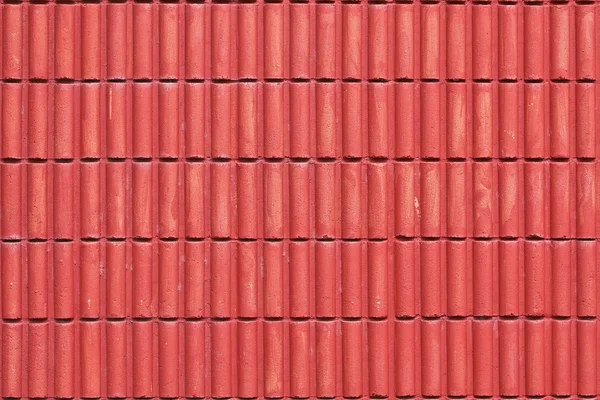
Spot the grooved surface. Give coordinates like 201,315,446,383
0,0,599,398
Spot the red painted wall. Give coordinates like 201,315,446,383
0,0,598,398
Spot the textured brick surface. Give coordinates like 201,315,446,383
0,0,599,398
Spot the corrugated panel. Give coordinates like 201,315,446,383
0,0,598,398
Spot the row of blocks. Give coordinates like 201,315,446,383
1,81,600,160
0,161,598,239
1,239,600,319
0,3,598,81
0,318,599,398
